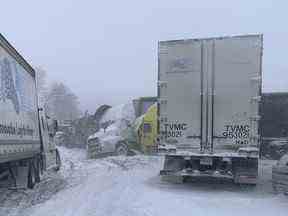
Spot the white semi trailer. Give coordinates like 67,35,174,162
0,34,60,189
158,35,263,184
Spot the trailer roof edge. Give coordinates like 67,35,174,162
0,33,36,77
159,34,263,45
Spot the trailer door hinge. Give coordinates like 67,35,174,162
159,117,168,123
158,99,167,104
157,81,167,87
250,96,261,103
250,135,260,140
250,116,261,121
250,76,261,82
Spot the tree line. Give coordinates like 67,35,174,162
35,67,81,122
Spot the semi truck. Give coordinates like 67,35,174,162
158,35,263,184
0,33,60,189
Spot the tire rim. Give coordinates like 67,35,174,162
117,145,127,156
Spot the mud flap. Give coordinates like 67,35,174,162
162,155,185,171
234,173,258,185
160,155,185,183
233,157,258,185
12,166,29,188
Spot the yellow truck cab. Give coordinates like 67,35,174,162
138,104,157,153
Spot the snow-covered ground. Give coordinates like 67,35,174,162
1,147,287,216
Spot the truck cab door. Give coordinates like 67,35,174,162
39,111,58,170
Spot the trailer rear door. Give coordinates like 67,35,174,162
212,36,262,152
158,40,203,151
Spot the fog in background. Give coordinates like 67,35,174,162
1,0,287,112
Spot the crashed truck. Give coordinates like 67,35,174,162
136,103,158,154
159,35,263,184
87,102,137,158
0,34,60,189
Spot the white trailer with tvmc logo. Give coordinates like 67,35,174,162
158,34,263,184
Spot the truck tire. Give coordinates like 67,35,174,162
272,182,279,194
40,154,46,173
27,159,36,189
272,181,287,194
35,156,41,183
54,148,61,171
115,142,128,156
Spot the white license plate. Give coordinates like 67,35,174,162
200,157,213,165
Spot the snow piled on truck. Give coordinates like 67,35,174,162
100,102,135,125
88,102,135,141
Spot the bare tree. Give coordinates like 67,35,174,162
45,82,81,122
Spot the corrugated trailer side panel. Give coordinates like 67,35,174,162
0,34,40,163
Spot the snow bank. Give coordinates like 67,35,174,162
22,151,288,216
2,146,287,216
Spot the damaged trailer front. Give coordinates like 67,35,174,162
158,35,263,184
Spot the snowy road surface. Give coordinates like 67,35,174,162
1,147,287,216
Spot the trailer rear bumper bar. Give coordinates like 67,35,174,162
160,154,258,184
160,169,234,179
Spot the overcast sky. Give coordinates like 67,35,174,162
1,0,287,112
